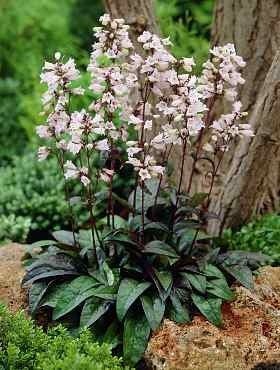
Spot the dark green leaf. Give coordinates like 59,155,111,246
203,264,225,280
154,270,172,291
183,272,206,294
144,241,178,258
27,240,57,249
144,222,169,233
102,261,115,286
141,293,165,330
23,270,79,286
116,279,151,321
129,179,164,212
87,285,118,300
26,253,78,273
207,278,234,300
103,321,121,349
52,230,76,246
169,291,190,323
80,296,111,328
222,264,254,290
191,293,222,326
29,281,50,315
123,311,150,366
78,229,98,249
51,276,99,320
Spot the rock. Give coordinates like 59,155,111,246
145,266,280,370
0,243,27,312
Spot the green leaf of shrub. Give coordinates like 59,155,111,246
116,279,151,321
29,281,50,315
203,264,225,279
141,293,165,330
154,270,172,291
206,278,234,300
123,311,150,366
183,272,206,294
222,264,254,290
191,293,222,326
80,297,111,328
87,285,118,300
169,292,190,323
52,230,76,246
103,321,121,350
51,276,99,320
144,241,178,258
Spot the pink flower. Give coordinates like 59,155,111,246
38,146,50,161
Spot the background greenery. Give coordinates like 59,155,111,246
223,214,280,266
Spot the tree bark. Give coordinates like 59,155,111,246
212,0,280,114
209,51,280,234
209,0,280,233
104,0,159,54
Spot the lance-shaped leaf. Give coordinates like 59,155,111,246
80,296,111,328
154,270,172,291
123,310,150,366
191,293,222,326
29,281,50,315
169,291,190,323
144,241,178,258
203,264,225,279
51,276,99,320
52,230,77,246
141,293,165,330
103,321,121,350
206,278,235,301
116,279,151,321
183,272,207,294
222,264,254,290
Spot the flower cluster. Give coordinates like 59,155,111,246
37,13,253,193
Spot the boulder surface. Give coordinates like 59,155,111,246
145,266,280,370
0,243,27,312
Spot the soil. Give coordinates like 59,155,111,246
0,243,27,312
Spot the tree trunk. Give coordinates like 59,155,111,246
209,0,280,233
104,0,159,54
212,0,280,114
209,51,280,234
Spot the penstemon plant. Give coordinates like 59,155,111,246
24,14,265,366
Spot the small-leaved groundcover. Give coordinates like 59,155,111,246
0,304,129,370
23,14,267,367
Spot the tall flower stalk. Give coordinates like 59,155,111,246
37,14,253,253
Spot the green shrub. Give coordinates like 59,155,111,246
0,304,128,370
157,0,214,66
224,214,280,265
0,214,31,243
0,0,81,142
0,153,87,243
0,78,28,164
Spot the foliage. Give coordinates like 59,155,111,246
157,0,214,66
0,304,128,370
70,0,104,54
0,78,28,164
223,214,280,265
0,214,31,244
24,14,264,367
0,0,81,141
0,152,87,243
